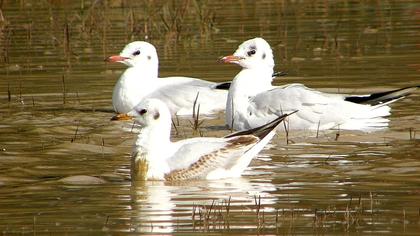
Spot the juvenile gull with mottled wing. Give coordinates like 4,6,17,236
113,98,295,181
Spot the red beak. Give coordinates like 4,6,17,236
105,55,129,63
110,113,133,121
219,55,244,64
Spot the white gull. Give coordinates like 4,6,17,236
106,41,227,116
113,98,295,181
221,37,418,131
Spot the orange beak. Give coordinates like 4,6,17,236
110,113,133,121
219,55,244,64
105,55,129,63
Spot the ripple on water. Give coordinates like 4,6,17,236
0,0,419,234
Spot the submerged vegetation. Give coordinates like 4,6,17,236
188,193,419,234
0,0,219,108
0,0,217,66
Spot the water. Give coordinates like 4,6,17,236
0,0,419,234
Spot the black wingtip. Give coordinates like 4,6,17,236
224,110,298,139
345,86,419,105
214,82,231,90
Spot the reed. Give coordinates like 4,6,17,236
316,120,320,138
187,192,414,234
104,215,109,226
161,1,190,42
335,126,340,141
62,75,66,104
63,22,70,66
230,99,235,132
254,195,265,232
7,83,11,102
101,3,107,60
18,81,23,104
189,92,204,135
223,196,231,230
192,0,215,41
101,137,105,157
190,198,236,232
171,118,179,135
71,121,79,143
344,202,351,231
409,128,416,140
0,16,11,64
26,21,32,47
282,117,290,144
0,3,4,23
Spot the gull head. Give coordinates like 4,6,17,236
105,41,159,67
221,37,274,69
126,99,171,127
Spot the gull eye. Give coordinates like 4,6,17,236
132,50,141,56
247,49,256,56
138,109,147,115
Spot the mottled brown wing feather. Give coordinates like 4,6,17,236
164,136,259,181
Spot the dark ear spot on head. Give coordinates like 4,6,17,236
262,53,266,59
153,111,160,120
147,55,152,60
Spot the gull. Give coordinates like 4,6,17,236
105,41,227,116
113,98,295,181
221,37,419,131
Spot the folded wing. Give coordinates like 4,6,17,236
165,136,259,181
146,77,227,116
248,84,390,130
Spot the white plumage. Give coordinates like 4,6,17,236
115,98,293,181
222,37,417,131
106,41,227,116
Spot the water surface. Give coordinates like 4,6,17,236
0,1,419,234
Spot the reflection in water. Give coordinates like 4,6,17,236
129,178,278,233
130,182,175,233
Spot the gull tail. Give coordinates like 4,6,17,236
345,86,419,105
225,110,298,139
213,81,231,90
225,110,298,176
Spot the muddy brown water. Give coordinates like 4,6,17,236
0,1,419,234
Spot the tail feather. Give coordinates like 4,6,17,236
213,82,231,90
227,111,297,177
224,111,298,139
345,86,419,105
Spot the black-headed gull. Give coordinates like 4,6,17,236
106,41,227,116
113,98,295,181
221,37,418,131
